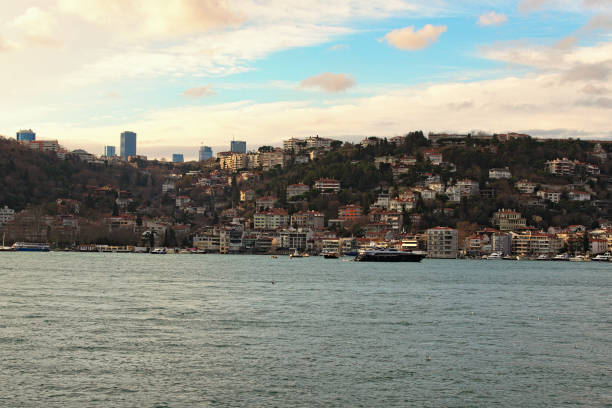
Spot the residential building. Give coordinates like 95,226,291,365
22,139,60,153
305,135,333,150
492,232,512,255
568,191,591,201
536,190,562,203
176,196,191,208
489,167,512,179
16,129,36,141
516,180,536,194
256,196,277,211
286,184,310,200
314,178,341,192
283,138,307,153
360,137,380,148
0,205,15,225
423,149,443,165
291,211,324,229
456,179,480,196
162,180,176,194
426,227,458,258
278,229,309,250
239,189,254,202
374,193,390,209
172,154,184,163
589,238,608,254
103,146,116,157
389,197,415,213
120,131,137,160
254,209,289,230
71,149,95,162
338,204,363,220
546,158,575,175
199,145,213,161
230,140,247,154
495,132,530,142
260,148,285,171
511,231,563,257
491,209,527,231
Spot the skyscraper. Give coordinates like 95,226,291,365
120,131,137,159
172,154,184,163
199,145,213,161
104,145,116,157
230,140,246,154
16,129,36,141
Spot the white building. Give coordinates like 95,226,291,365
253,209,289,230
314,178,341,192
489,167,512,179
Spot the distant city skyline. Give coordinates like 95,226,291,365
120,131,137,160
2,1,612,159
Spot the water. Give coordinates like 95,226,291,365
0,253,610,407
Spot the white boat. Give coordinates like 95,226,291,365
487,252,502,260
536,254,550,261
592,252,612,262
569,255,591,262
151,247,167,254
552,253,570,261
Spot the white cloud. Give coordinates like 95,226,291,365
381,24,447,50
58,0,242,38
478,11,508,26
300,72,355,92
10,7,60,47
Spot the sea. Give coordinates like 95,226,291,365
0,253,610,407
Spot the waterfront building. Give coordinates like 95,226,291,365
253,209,289,230
16,129,36,141
426,227,458,259
104,146,116,157
291,210,324,229
172,154,184,163
199,146,213,161
492,232,512,255
278,229,310,250
230,140,247,154
120,131,137,160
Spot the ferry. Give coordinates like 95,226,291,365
12,242,50,252
354,248,425,262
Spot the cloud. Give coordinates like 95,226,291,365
582,84,610,94
519,0,550,12
329,44,350,51
0,35,15,52
585,13,612,31
576,96,612,108
562,61,612,82
10,7,60,47
300,72,355,92
58,0,243,38
183,86,216,97
381,24,447,51
583,0,612,9
478,11,508,26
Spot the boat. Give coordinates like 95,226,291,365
0,233,14,251
487,252,502,260
536,254,550,261
552,253,570,261
151,247,167,254
289,248,303,259
502,255,518,260
570,255,591,262
12,242,50,252
354,248,425,262
592,252,612,262
343,251,358,257
323,252,339,259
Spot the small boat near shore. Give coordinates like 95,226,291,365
323,252,339,259
151,247,167,254
592,252,612,262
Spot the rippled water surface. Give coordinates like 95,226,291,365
0,253,610,407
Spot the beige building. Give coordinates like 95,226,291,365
426,227,458,258
491,209,527,231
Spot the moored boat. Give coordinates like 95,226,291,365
151,247,167,254
323,252,339,259
354,248,425,262
12,242,50,252
592,252,612,262
552,253,570,261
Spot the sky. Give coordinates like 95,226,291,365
1,0,612,160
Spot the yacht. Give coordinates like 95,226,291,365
569,255,591,262
151,247,167,254
487,252,502,260
592,252,612,262
354,248,425,262
536,254,550,261
552,253,570,261
323,251,339,259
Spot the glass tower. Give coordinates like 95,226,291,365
199,146,213,161
120,131,137,159
104,146,116,157
172,154,184,163
16,129,36,142
230,140,246,154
